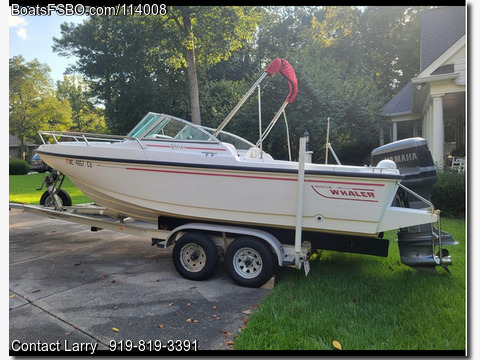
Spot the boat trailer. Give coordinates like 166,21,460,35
9,201,313,288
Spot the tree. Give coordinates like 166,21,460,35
56,75,107,133
356,6,424,97
54,15,189,134
53,7,261,128
309,6,360,48
308,6,425,98
255,6,321,64
9,56,72,159
31,94,73,132
162,7,261,124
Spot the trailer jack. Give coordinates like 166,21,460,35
37,171,70,210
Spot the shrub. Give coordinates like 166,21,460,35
431,170,466,218
9,158,30,175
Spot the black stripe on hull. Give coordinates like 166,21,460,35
37,150,404,181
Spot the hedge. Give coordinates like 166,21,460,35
9,158,30,175
431,170,466,218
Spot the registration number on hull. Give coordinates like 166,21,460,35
65,159,93,168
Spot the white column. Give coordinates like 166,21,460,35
422,110,428,142
432,94,445,169
392,122,398,142
413,122,418,137
424,104,432,148
429,104,434,150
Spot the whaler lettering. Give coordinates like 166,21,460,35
330,189,375,198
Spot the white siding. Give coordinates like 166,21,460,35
446,46,466,85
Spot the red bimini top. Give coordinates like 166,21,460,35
264,58,298,103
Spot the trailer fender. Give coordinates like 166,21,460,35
166,223,286,267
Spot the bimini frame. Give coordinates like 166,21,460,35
213,58,298,151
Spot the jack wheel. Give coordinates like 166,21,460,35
40,189,72,207
172,233,218,281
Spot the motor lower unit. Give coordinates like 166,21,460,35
371,137,457,272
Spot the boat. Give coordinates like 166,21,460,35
36,114,433,234
34,58,455,282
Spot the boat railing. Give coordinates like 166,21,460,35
39,131,146,149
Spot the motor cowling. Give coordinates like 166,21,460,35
371,137,436,208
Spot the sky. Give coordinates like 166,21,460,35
9,12,86,83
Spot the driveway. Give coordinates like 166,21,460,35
9,209,272,354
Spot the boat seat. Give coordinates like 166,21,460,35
221,142,239,156
246,146,262,158
245,146,273,160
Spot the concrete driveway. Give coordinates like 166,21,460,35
9,209,272,354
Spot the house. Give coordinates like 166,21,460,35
9,134,37,160
382,6,466,169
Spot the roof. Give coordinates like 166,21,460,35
382,81,412,116
9,135,37,147
420,6,465,72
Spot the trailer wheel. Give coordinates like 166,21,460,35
40,189,72,207
172,233,218,281
225,237,275,288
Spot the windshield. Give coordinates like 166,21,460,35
128,113,217,142
127,113,159,138
128,112,255,151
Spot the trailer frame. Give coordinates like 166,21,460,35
9,200,312,288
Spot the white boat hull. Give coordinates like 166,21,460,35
37,140,437,236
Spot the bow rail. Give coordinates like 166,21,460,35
38,131,146,150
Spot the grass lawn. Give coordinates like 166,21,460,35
9,173,91,205
234,218,466,351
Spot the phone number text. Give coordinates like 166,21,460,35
109,339,197,352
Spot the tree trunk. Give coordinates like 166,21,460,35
183,13,201,125
20,138,26,160
186,48,201,125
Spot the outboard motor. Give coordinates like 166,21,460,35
371,138,457,272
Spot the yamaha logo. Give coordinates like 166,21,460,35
384,152,418,164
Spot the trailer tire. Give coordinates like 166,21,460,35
40,189,72,207
172,233,218,281
225,237,275,288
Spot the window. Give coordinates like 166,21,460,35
127,113,159,138
143,117,216,142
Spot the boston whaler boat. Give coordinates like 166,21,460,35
19,58,455,287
